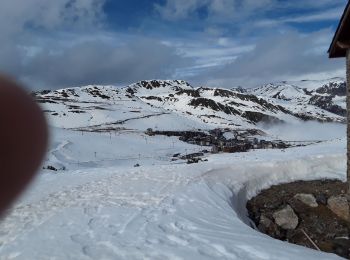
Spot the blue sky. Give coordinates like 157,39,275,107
103,0,341,34
0,0,347,89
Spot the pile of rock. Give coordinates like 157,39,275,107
269,194,349,231
247,180,350,259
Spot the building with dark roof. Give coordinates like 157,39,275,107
329,1,350,192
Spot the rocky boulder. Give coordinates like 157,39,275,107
294,193,318,208
273,205,299,230
327,196,350,222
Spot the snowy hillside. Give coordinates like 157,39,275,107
0,78,346,260
0,131,345,260
249,78,346,120
33,78,346,132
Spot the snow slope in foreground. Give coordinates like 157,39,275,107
0,135,346,260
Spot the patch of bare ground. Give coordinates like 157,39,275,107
247,180,350,258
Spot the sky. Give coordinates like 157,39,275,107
0,0,348,90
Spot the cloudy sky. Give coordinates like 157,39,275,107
0,0,347,89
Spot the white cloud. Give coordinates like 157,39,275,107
22,37,192,89
284,7,343,23
207,0,236,17
0,0,106,81
0,0,197,89
0,0,346,89
255,6,344,29
154,0,207,21
155,0,345,24
259,121,345,141
154,0,272,21
190,29,345,88
0,0,105,37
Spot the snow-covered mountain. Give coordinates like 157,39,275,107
1,79,345,260
33,78,346,132
249,78,346,119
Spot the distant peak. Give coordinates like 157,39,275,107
231,86,247,93
129,79,192,89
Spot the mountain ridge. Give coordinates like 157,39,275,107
32,78,346,132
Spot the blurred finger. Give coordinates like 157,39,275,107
0,76,48,214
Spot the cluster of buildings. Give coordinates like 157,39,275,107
146,128,289,154
212,139,288,153
209,129,288,153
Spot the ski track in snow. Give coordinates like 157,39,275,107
0,142,345,260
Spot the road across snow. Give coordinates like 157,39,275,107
0,138,346,260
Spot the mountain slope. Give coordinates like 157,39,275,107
32,78,346,133
249,78,346,119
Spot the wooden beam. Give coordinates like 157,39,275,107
337,41,350,49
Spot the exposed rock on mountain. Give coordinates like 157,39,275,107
189,98,239,115
309,95,346,117
316,81,346,96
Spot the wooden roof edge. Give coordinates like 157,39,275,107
329,1,350,58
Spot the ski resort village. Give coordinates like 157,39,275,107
0,0,350,260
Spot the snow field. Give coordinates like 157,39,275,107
0,134,345,259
